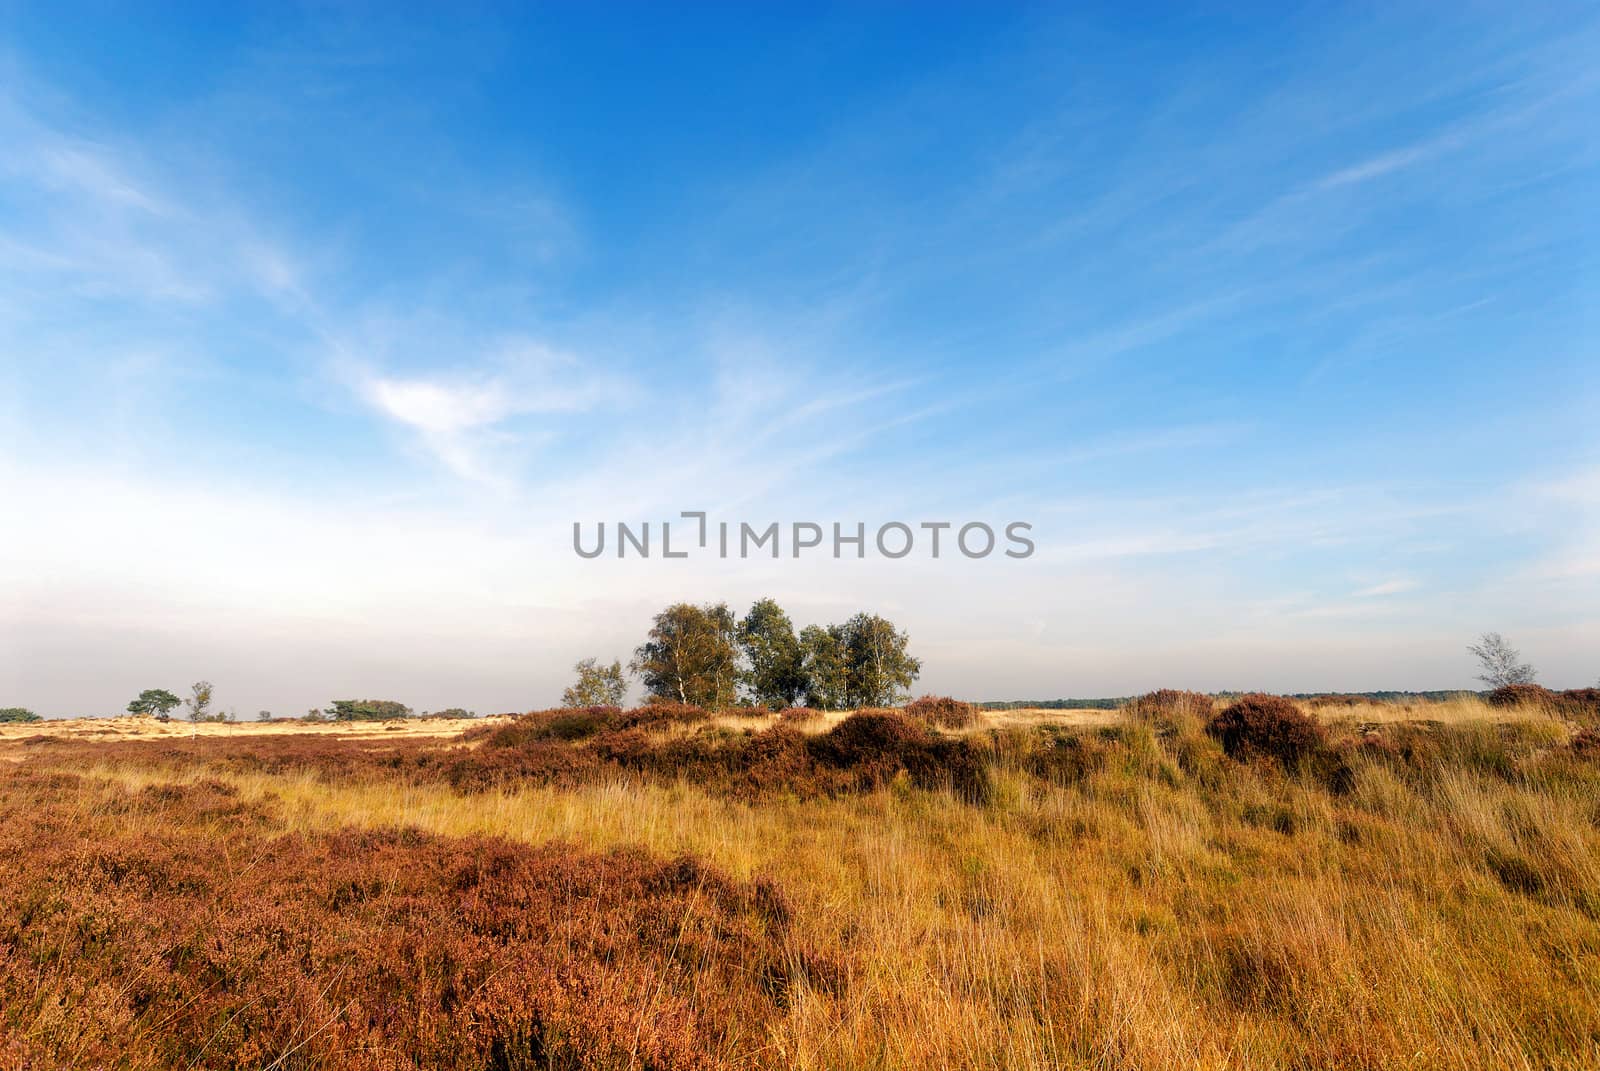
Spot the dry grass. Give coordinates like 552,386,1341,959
3,694,1598,1069
0,712,506,748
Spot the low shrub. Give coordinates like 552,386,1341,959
1557,688,1600,719
445,740,602,793
903,695,979,729
727,725,816,794
808,710,990,803
1027,731,1109,785
477,706,624,748
1569,727,1600,759
1485,684,1557,708
614,701,710,731
1126,689,1214,724
809,710,933,766
776,706,823,724
1206,694,1325,766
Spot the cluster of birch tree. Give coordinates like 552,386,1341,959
565,598,920,711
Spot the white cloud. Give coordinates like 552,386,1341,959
34,141,168,213
0,94,309,309
347,340,632,485
1311,135,1459,191
1351,578,1419,597
365,377,512,434
1533,466,1600,508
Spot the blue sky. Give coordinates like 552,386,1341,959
2,4,1596,715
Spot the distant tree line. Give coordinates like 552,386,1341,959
978,698,1128,711
983,689,1513,710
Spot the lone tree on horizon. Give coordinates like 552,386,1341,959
561,658,629,707
184,681,215,723
1468,632,1538,688
127,688,181,720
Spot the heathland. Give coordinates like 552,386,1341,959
2,689,1598,1069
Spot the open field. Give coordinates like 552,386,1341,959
2,693,1598,1069
0,705,1120,749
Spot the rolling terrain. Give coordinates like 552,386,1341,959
2,692,1597,1069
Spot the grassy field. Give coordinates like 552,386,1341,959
2,694,1597,1069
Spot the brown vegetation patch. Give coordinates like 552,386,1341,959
1568,727,1600,760
1206,694,1326,766
5,697,1600,1068
1557,688,1600,719
457,707,991,803
1127,689,1215,723
1024,729,1112,786
809,710,990,802
1486,683,1557,708
776,705,823,724
903,695,979,729
0,769,825,1069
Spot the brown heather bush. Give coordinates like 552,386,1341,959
903,694,979,729
1126,689,1215,725
443,739,603,793
776,705,823,724
478,702,711,749
1025,728,1112,785
0,769,827,1070
1486,683,1557,708
1557,687,1600,719
481,705,622,745
808,710,990,803
570,713,993,804
613,700,712,730
811,709,931,760
1206,694,1326,766
465,707,994,804
1568,727,1600,759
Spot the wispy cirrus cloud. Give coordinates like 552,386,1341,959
1351,578,1419,598
0,89,312,310
349,341,633,487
